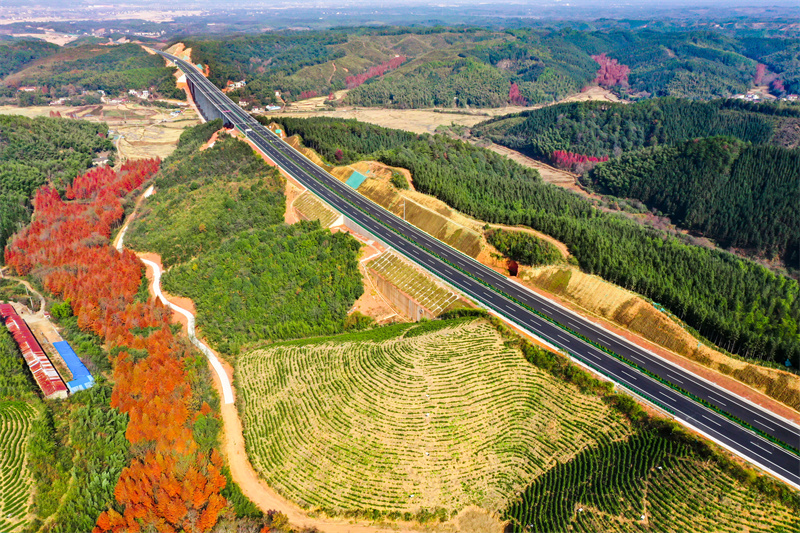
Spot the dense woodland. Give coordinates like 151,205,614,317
486,228,563,266
590,137,800,262
0,115,114,258
184,26,799,108
2,43,184,102
0,40,58,79
474,98,800,160
267,116,800,367
164,221,363,354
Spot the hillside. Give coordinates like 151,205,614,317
265,116,800,371
185,26,800,109
0,114,114,258
127,122,364,354
473,98,800,162
235,315,800,529
2,43,184,104
589,137,800,262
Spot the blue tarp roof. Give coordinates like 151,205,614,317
345,170,368,189
53,341,94,393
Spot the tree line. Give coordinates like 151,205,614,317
590,136,800,263
269,117,800,368
474,98,796,162
0,114,114,260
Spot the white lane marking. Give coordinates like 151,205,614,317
701,414,722,427
621,370,639,381
750,440,773,454
708,394,727,406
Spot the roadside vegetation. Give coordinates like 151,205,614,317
486,228,563,266
265,116,800,369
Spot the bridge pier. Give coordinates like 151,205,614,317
186,77,232,127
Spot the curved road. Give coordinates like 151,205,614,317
159,51,800,489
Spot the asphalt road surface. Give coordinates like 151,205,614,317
160,51,800,488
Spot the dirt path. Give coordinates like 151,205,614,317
0,271,45,316
114,178,444,532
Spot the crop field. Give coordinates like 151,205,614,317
0,402,35,533
504,431,800,532
367,251,460,315
237,319,629,514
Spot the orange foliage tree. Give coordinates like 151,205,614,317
5,159,228,532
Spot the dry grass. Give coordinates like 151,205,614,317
522,265,800,410
0,103,199,162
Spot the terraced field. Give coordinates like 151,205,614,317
505,431,800,532
0,402,35,533
367,251,460,315
293,190,340,227
237,319,630,514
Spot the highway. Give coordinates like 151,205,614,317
160,51,800,489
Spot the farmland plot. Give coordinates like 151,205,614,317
0,402,35,533
504,431,800,532
237,319,629,514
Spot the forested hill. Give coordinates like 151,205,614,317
2,43,184,104
0,39,58,79
474,99,800,161
183,26,800,109
0,115,114,258
590,137,800,263
264,116,800,369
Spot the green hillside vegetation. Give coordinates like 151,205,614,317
126,133,285,267
127,121,363,353
474,98,800,161
0,115,114,260
590,137,800,261
0,326,36,402
486,228,563,266
4,44,184,101
0,40,58,79
185,27,800,108
266,116,800,368
163,221,363,354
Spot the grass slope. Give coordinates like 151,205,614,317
0,402,35,533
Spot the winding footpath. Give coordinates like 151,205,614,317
115,184,438,533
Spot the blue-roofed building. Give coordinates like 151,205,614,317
52,341,95,393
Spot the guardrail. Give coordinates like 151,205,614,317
242,123,799,457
